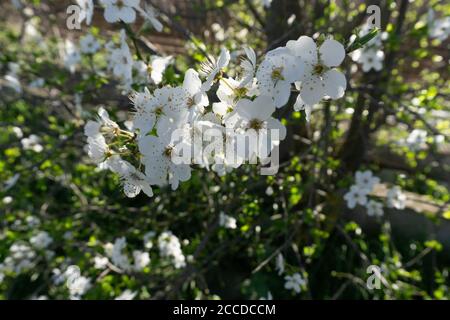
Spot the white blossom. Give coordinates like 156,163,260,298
387,186,406,210
101,0,140,24
344,185,368,209
21,134,43,152
284,273,305,294
30,231,53,250
366,200,384,217
80,34,101,54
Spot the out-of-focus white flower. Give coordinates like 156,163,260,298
355,170,380,192
266,186,274,196
30,231,53,250
101,0,140,24
260,291,273,300
94,256,109,269
387,186,406,210
284,273,305,294
219,212,237,229
109,237,131,271
21,134,44,152
133,250,150,270
158,231,186,269
406,129,427,151
80,34,101,54
12,126,23,138
366,200,384,217
352,48,384,72
344,185,368,209
2,196,13,205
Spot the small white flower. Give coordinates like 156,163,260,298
266,186,274,196
355,170,379,192
21,134,43,152
12,126,23,138
219,212,237,229
158,231,186,269
94,256,109,269
366,200,384,217
256,47,303,108
30,231,53,250
80,34,101,54
287,36,346,117
387,186,406,210
406,129,427,151
109,237,131,271
284,273,305,294
102,0,140,24
133,250,150,270
344,185,368,209
200,47,231,91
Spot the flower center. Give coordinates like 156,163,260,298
249,119,264,130
313,63,325,75
271,67,284,81
154,106,164,116
116,0,125,9
234,87,248,99
163,146,173,158
186,97,195,108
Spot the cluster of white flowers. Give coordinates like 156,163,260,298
84,33,348,197
351,23,384,72
0,242,36,274
104,237,150,271
157,231,186,269
344,170,407,216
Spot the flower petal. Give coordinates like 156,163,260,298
323,69,346,99
319,39,345,67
